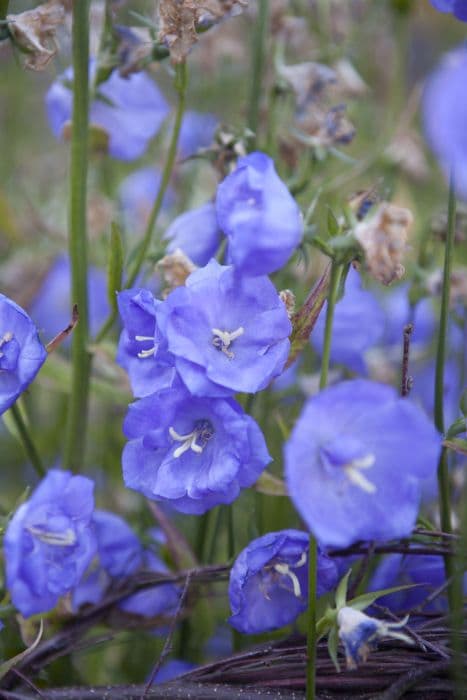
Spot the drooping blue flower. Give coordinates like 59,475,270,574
311,268,385,375
285,380,441,548
423,47,467,199
4,470,96,617
28,254,110,344
216,152,303,276
116,288,177,397
337,606,411,669
368,553,448,613
228,530,338,634
72,509,143,610
122,383,271,514
157,259,292,397
119,549,180,618
0,294,47,415
163,202,222,266
119,167,175,234
429,0,467,21
45,64,169,160
178,110,218,159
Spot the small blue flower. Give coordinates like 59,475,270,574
163,202,222,266
119,167,175,234
285,379,441,548
311,268,385,375
4,470,96,617
0,294,47,415
178,110,218,159
116,288,177,397
158,259,291,396
119,549,180,618
337,606,411,669
216,152,303,276
72,510,143,610
29,254,110,344
122,383,271,514
429,0,467,21
45,64,169,160
423,47,467,199
228,530,338,634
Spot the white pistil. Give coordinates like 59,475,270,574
169,424,212,458
211,326,244,359
273,563,302,598
27,525,77,546
134,335,156,359
344,454,376,494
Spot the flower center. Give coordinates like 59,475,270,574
27,524,77,547
319,437,376,494
134,334,157,359
0,331,19,371
169,419,214,458
273,551,308,598
211,326,244,359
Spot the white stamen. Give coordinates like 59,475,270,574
345,465,376,494
273,563,302,598
27,525,77,546
211,326,244,359
169,422,214,458
134,335,157,359
294,552,308,568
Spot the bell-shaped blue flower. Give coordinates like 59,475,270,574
45,64,169,160
116,288,177,397
228,530,338,634
0,294,47,415
423,46,467,199
4,470,97,617
311,268,385,375
157,259,291,397
163,202,222,266
72,509,143,610
122,384,271,514
285,379,441,548
429,0,467,21
216,152,303,276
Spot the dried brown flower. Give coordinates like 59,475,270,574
354,203,413,286
157,249,197,293
7,0,65,71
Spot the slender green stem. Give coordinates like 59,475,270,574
0,0,9,20
63,1,91,472
10,404,45,478
306,260,343,700
434,175,456,544
247,0,269,143
126,62,188,289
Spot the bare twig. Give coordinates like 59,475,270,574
401,322,413,397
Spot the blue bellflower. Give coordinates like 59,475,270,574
117,288,177,397
429,0,467,21
122,384,271,514
216,152,303,276
163,202,222,266
29,254,110,344
157,259,292,396
311,268,385,375
178,110,218,159
423,47,467,199
285,380,441,548
46,64,169,160
0,294,47,415
228,530,338,634
72,510,143,610
4,470,96,617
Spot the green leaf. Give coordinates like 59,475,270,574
287,266,330,367
327,623,341,672
255,471,287,497
445,416,467,439
327,207,340,237
0,619,43,681
107,222,124,312
335,569,352,610
443,438,467,456
348,583,418,612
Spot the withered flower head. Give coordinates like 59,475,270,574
295,103,356,149
279,289,296,319
354,203,413,286
279,62,337,111
156,249,197,293
7,0,66,71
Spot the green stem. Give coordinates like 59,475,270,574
247,0,269,143
63,0,91,472
306,260,343,700
126,62,188,289
10,404,45,478
0,0,8,20
434,175,456,546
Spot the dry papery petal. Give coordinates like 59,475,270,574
354,202,413,286
157,249,197,294
279,289,296,319
158,0,247,63
7,0,66,71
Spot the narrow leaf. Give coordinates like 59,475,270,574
348,583,419,612
327,623,341,672
287,264,330,368
107,221,124,312
255,471,287,496
335,569,352,609
0,619,43,680
327,207,340,237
